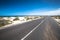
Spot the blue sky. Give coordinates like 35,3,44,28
0,0,60,16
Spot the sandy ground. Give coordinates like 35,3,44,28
0,18,41,29
54,19,60,26
54,19,60,23
0,20,27,29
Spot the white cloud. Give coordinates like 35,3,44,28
14,8,60,15
26,8,60,15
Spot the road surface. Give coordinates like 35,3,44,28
0,17,60,40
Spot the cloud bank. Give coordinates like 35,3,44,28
26,8,60,15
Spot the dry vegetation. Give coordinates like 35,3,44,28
51,16,60,19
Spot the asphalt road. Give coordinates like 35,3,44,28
0,17,60,40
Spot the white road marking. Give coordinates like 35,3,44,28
21,19,46,40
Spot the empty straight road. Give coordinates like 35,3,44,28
0,17,60,40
